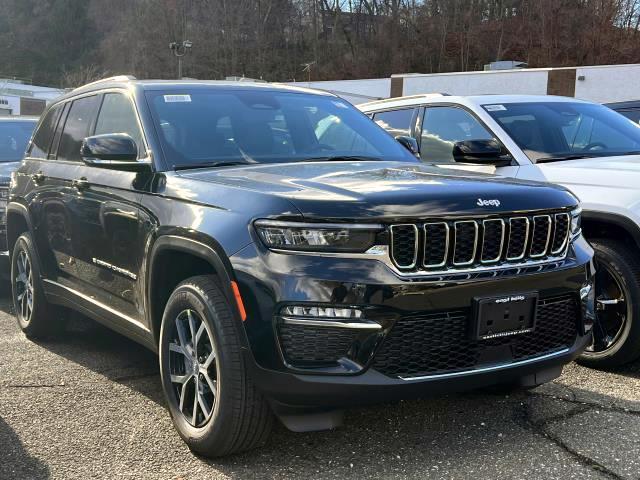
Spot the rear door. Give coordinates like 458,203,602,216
371,108,418,139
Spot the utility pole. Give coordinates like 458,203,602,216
169,40,193,79
301,61,316,83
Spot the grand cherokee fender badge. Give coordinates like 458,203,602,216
477,198,501,207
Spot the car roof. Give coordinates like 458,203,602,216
0,116,39,122
604,100,640,109
359,94,592,111
59,76,336,103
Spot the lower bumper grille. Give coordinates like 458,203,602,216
278,323,357,366
372,294,579,378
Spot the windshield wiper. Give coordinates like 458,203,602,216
301,155,381,163
535,154,596,164
174,160,250,171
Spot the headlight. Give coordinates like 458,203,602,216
255,220,382,252
570,207,582,237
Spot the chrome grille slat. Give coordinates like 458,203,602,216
423,222,449,268
480,219,505,264
506,217,529,261
530,215,552,258
551,213,570,254
390,224,418,269
388,212,571,274
453,221,478,266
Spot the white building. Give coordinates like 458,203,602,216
0,80,65,116
286,63,640,105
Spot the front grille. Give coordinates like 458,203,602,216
390,224,418,268
389,212,570,272
278,323,356,365
372,294,579,378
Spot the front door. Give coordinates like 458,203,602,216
62,91,149,322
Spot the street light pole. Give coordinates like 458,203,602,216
169,40,193,79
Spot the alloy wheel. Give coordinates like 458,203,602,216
585,260,629,354
168,309,219,427
15,250,34,323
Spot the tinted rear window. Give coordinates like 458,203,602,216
30,106,61,159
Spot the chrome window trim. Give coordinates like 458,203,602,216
530,215,552,258
453,220,478,266
390,224,419,269
551,213,571,255
506,217,530,261
480,219,505,264
423,222,449,268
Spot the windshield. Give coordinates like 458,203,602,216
145,88,417,168
0,120,36,162
484,102,640,162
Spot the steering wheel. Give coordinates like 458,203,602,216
583,142,607,152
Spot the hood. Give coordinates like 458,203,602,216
179,161,577,220
539,154,640,190
0,161,20,184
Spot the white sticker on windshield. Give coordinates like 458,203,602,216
332,100,349,109
484,104,507,111
164,94,191,103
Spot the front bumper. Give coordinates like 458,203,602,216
231,235,594,408
248,334,589,408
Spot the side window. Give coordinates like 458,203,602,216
57,95,101,162
94,93,145,157
420,107,495,163
30,104,62,159
372,109,415,138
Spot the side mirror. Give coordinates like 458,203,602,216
395,135,420,157
81,133,150,172
452,139,512,166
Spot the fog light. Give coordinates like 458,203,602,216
580,282,595,334
281,305,363,319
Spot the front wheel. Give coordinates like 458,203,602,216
577,239,640,368
159,275,273,457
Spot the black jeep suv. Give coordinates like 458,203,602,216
8,77,594,457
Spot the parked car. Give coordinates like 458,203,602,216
605,100,640,124
9,78,594,457
360,94,640,368
0,116,37,271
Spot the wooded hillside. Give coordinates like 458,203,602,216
2,0,640,87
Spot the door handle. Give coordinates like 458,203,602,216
32,172,45,185
72,177,90,191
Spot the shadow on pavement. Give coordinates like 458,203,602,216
0,417,50,479
0,295,165,407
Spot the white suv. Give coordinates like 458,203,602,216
360,94,640,368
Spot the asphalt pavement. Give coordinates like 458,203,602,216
1,293,639,480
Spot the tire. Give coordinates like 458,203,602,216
577,239,640,368
159,275,274,457
11,232,62,338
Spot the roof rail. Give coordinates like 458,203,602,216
72,75,136,91
359,93,451,107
